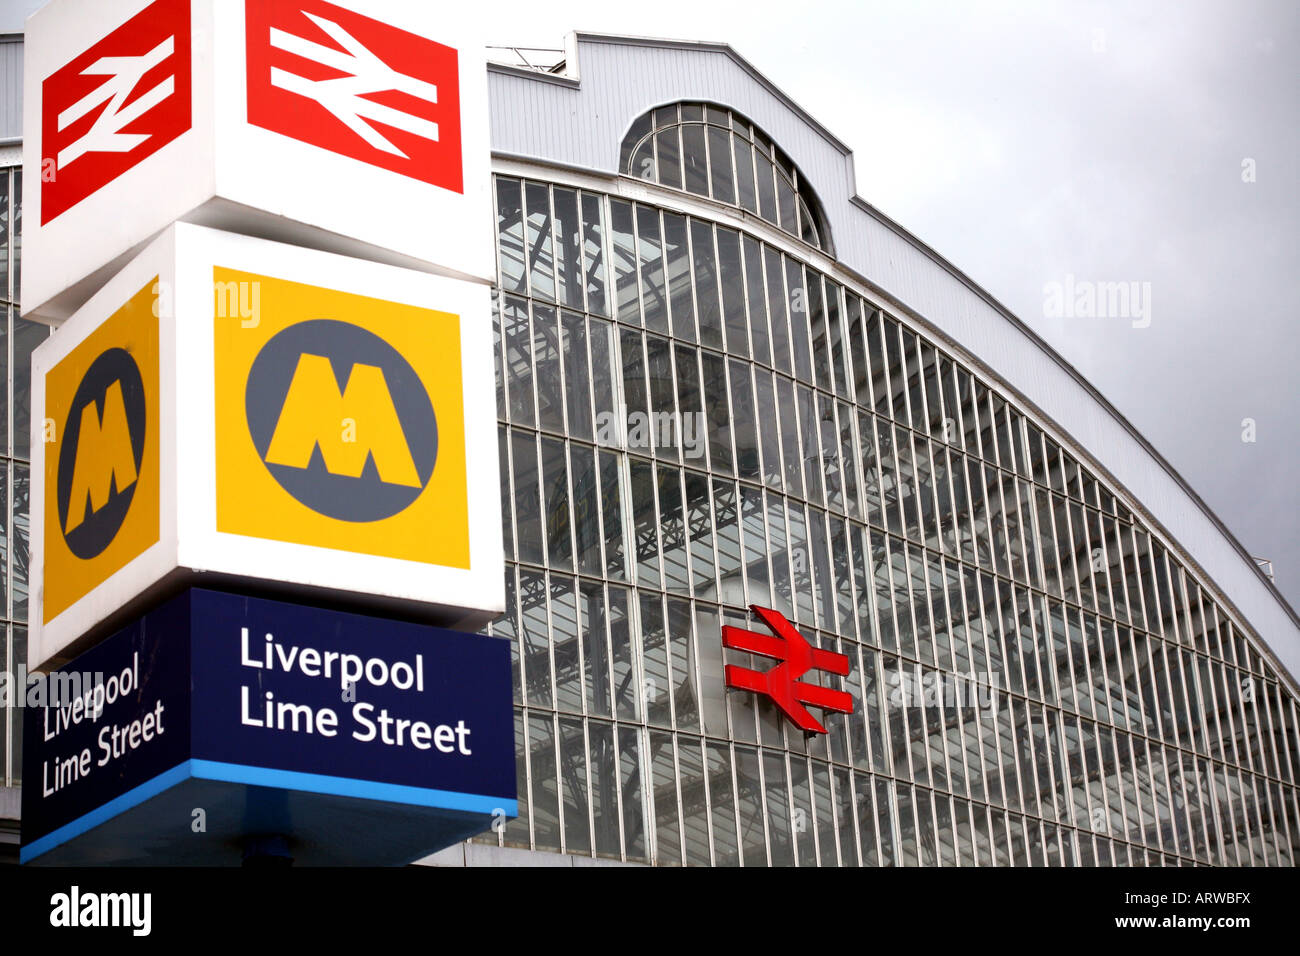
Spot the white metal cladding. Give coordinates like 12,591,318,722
0,38,21,141
487,32,1300,685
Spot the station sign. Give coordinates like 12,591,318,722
21,588,516,865
30,223,503,670
722,605,854,734
22,0,493,322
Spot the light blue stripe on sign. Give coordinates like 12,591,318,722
21,760,193,863
189,759,517,817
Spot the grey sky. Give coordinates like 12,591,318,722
4,0,1295,612
486,0,1299,610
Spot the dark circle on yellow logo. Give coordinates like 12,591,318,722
245,319,438,522
57,347,147,559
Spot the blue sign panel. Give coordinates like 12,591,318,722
21,589,516,865
20,594,193,856
188,589,516,806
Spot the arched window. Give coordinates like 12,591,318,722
619,102,833,255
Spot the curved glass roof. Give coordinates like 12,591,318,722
620,101,833,255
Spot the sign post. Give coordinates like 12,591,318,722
22,589,516,865
20,0,510,865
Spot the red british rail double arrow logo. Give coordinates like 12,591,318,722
40,0,192,224
245,0,464,193
722,605,854,734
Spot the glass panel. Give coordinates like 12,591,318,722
667,597,699,731
678,736,710,864
654,127,682,190
799,198,821,249
662,212,695,343
717,228,748,358
650,731,681,864
493,304,506,421
619,725,647,859
714,478,742,604
621,112,652,170
839,401,860,519
558,715,591,854
741,485,770,607
729,359,759,482
826,283,849,398
764,246,791,374
580,581,611,717
609,586,637,720
630,136,655,183
767,492,793,619
797,385,823,506
788,502,813,626
518,568,552,708
785,258,813,384
528,713,561,850
640,593,671,730
742,236,770,365
707,125,735,204
599,449,626,580
589,720,619,856
807,273,832,392
733,135,758,214
755,151,778,224
532,304,563,432
609,199,640,325
755,371,781,489
561,312,592,441
580,192,608,316
776,172,798,234
646,335,677,460
495,177,526,293
552,187,584,310
524,182,555,302
501,297,534,427
636,205,668,333
674,345,706,468
590,317,616,428
691,220,723,349
682,124,709,196
540,436,572,571
735,747,767,866
707,741,739,864
697,604,729,740
571,445,601,577
776,376,802,498
629,459,660,589
621,329,648,450
511,431,543,565
658,465,689,595
701,353,733,474
765,751,795,865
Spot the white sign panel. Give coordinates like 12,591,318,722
30,223,504,669
22,0,494,322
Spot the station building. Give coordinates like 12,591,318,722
1,28,1298,866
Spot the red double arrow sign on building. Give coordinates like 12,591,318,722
722,606,854,734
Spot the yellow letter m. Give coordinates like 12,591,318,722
65,380,139,534
264,354,420,487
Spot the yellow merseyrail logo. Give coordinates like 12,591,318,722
264,354,422,489
64,377,138,535
214,267,469,567
44,279,161,623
